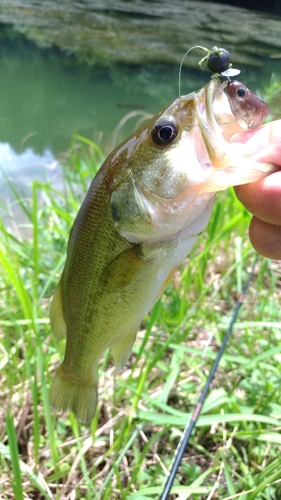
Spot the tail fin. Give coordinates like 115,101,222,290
50,364,98,424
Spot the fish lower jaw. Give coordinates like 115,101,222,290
197,158,277,193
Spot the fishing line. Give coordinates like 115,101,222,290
178,45,240,96
178,45,208,96
159,253,259,500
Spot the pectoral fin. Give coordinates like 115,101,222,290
101,245,150,292
111,329,137,370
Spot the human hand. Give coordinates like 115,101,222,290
232,120,281,260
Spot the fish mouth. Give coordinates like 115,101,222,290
192,77,277,192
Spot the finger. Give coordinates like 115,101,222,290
231,119,281,166
235,171,281,226
249,217,281,260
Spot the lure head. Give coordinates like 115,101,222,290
207,46,230,73
109,77,276,244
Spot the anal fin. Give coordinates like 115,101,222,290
50,278,67,342
111,330,137,370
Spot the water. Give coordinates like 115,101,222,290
0,35,170,222
0,41,166,157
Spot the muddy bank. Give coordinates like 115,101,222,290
0,1,281,69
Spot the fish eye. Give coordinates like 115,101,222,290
236,87,246,97
152,121,178,145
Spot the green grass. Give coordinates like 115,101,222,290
0,136,281,500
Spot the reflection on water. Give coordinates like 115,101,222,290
0,143,62,234
0,143,60,194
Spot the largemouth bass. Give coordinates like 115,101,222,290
50,76,277,424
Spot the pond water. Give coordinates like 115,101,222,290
0,32,198,213
0,36,158,186
0,1,281,227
